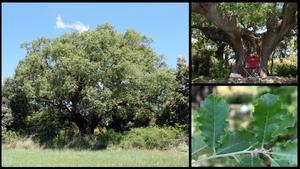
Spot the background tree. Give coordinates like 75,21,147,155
192,2,297,77
156,57,189,132
12,24,179,135
1,80,13,131
1,78,30,131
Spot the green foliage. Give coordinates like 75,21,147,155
209,57,231,79
9,23,180,136
192,132,207,160
237,155,264,167
270,86,297,115
1,78,29,131
225,93,254,104
191,40,232,80
197,93,229,154
271,55,297,77
272,140,297,166
193,93,297,167
252,94,285,145
217,130,256,154
1,95,13,131
25,110,65,145
120,126,186,150
220,3,276,29
61,134,108,150
2,131,20,144
49,128,123,150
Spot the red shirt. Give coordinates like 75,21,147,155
245,55,260,69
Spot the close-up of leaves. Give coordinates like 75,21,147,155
192,87,297,167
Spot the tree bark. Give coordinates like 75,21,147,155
72,113,98,134
192,2,297,77
215,42,227,60
68,76,99,135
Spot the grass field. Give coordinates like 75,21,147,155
2,148,188,167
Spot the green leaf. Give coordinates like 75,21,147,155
236,154,264,167
197,93,229,154
271,113,296,140
252,94,286,146
271,140,297,166
192,132,212,160
217,130,256,154
192,132,208,159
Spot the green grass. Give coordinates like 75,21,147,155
2,148,188,167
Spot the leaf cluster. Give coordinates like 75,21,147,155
192,93,297,167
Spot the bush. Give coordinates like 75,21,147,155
120,126,186,150
209,57,231,79
270,55,297,77
105,129,123,146
51,131,107,150
67,134,108,150
25,110,64,146
2,131,40,149
50,128,123,150
225,93,254,104
2,130,19,144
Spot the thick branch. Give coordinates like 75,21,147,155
260,2,297,75
192,3,242,34
192,26,232,45
262,3,297,58
192,2,245,72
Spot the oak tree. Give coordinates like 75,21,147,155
14,24,178,134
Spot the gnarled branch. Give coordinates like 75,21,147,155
261,2,297,70
192,3,242,34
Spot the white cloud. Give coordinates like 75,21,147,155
56,15,89,32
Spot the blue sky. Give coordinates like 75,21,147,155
2,3,188,82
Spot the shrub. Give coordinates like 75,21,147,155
120,126,186,150
66,134,108,150
105,129,123,146
51,131,108,150
209,57,231,79
270,55,297,77
2,131,40,149
50,128,123,150
275,64,297,77
2,130,19,144
25,110,64,146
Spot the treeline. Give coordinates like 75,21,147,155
1,24,189,149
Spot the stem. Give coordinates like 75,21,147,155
196,145,263,165
192,145,208,155
197,150,256,163
264,153,279,166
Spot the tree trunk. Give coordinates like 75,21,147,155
72,113,98,135
215,43,227,60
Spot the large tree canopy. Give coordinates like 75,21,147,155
192,2,297,77
12,24,181,134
